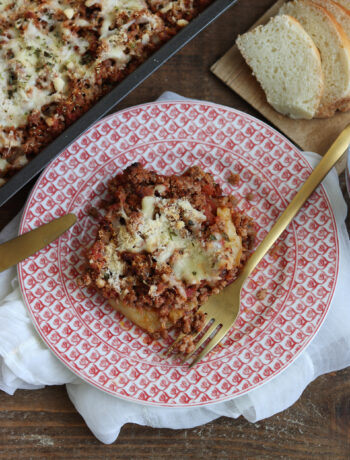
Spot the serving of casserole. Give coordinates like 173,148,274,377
80,163,255,351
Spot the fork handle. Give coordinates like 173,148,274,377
240,123,350,282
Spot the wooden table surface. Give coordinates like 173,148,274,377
0,0,349,458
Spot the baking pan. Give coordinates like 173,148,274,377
0,0,237,208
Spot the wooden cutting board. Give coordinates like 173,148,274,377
211,0,349,173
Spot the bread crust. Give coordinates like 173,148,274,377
293,0,350,117
312,0,350,114
288,14,324,113
334,0,350,13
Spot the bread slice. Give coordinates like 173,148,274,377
236,14,324,119
312,0,350,110
279,0,350,118
312,0,350,34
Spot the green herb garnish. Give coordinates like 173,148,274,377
222,232,229,241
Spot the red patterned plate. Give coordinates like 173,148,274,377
18,102,339,407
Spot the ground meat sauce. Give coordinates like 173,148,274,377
80,163,256,342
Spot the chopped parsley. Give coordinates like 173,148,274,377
103,270,111,281
222,232,229,241
169,230,177,240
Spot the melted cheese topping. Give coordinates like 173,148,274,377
104,242,126,287
0,0,163,144
0,20,89,128
86,0,147,38
102,194,242,291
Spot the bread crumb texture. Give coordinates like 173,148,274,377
236,14,324,119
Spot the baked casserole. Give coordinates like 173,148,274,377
80,163,255,344
0,0,212,185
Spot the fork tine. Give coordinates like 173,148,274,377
163,314,212,358
188,324,231,368
162,332,185,358
181,320,220,364
188,314,213,343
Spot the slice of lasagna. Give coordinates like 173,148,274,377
81,163,255,339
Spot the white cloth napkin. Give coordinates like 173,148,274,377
0,92,349,444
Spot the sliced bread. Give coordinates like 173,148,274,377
279,0,350,117
312,0,350,110
312,0,350,35
236,14,323,119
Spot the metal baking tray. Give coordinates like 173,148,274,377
0,0,237,207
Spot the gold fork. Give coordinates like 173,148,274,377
165,123,350,367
